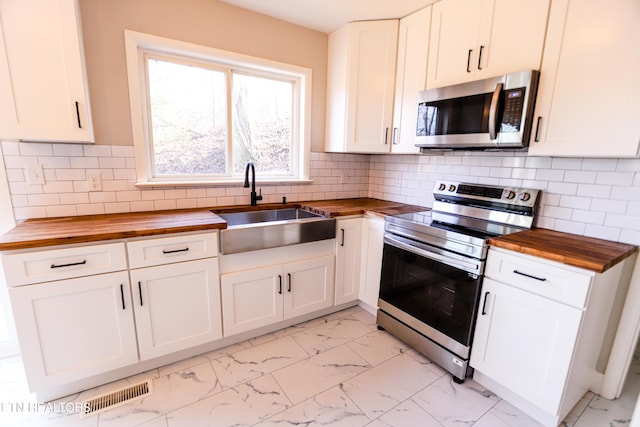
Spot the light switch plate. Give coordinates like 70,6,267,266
26,164,45,185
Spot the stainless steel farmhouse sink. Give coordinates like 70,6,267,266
214,208,336,254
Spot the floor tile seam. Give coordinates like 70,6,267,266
157,372,292,426
366,394,448,427
131,413,167,427
468,397,504,427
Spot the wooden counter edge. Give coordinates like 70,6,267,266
488,237,639,273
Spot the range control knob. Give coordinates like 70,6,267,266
438,183,446,191
449,185,457,192
505,190,516,200
519,192,531,202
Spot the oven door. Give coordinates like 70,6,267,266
378,233,484,359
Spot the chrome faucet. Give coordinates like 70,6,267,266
244,162,262,206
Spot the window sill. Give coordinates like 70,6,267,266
134,179,314,188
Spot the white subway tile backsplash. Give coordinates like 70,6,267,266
582,158,617,171
571,209,605,225
4,142,640,246
83,145,111,157
1,141,20,155
559,195,591,210
536,169,565,182
547,182,578,196
76,204,105,216
52,144,83,157
591,198,627,214
584,224,621,242
551,158,582,170
596,172,635,186
46,205,77,217
554,219,587,235
576,184,611,199
19,143,52,156
564,170,597,184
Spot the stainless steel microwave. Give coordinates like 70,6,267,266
415,70,540,150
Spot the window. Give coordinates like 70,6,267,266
124,31,311,185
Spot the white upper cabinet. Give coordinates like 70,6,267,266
325,20,399,153
0,0,94,143
426,0,549,89
391,7,431,154
528,0,640,158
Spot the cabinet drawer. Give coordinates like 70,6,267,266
127,232,218,269
2,243,127,287
486,248,593,309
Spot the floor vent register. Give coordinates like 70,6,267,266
80,379,153,417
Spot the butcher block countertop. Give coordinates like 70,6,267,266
0,198,426,251
489,228,638,273
0,209,227,251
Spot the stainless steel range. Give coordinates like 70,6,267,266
377,180,540,382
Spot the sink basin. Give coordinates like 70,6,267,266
214,208,336,254
218,208,321,226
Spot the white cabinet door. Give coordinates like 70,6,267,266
9,272,138,390
474,0,549,80
427,0,482,88
326,20,398,153
130,259,222,360
220,264,284,336
0,0,93,142
335,218,362,305
527,0,640,157
284,254,335,319
359,218,385,309
471,277,583,415
391,7,431,154
427,0,549,89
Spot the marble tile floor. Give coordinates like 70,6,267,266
0,306,638,427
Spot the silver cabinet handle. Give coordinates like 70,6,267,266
392,127,398,145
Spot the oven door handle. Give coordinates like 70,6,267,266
384,234,481,275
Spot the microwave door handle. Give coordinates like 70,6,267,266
488,83,503,140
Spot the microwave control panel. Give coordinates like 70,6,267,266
500,87,526,132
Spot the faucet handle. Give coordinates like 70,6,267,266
257,188,263,202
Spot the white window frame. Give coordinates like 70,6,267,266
124,30,312,186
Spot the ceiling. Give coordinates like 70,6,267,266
218,0,435,33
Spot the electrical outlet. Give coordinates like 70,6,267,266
340,171,348,184
87,172,102,191
26,164,45,185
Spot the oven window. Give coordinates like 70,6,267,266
379,243,482,346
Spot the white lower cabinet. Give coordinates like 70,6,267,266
471,277,582,415
359,217,385,309
471,247,634,427
221,254,335,336
8,271,138,390
129,258,222,360
334,218,362,305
